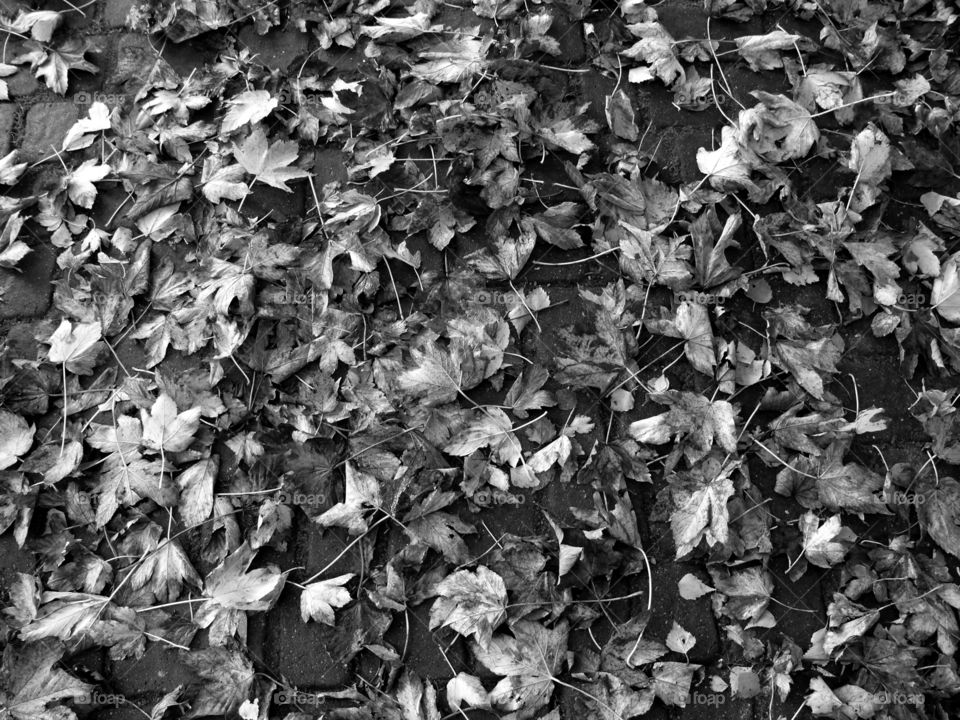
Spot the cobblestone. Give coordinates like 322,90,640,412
19,102,79,162
238,26,309,72
0,241,55,319
0,104,15,156
103,0,136,28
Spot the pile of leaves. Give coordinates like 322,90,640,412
2,0,960,718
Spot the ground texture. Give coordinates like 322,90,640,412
1,1,960,720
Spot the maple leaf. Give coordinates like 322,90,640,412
232,126,310,191
0,410,33,470
221,90,277,134
403,504,474,563
899,223,943,278
181,648,254,718
5,10,61,41
527,434,571,473
316,462,381,534
17,592,105,644
398,345,464,407
177,455,218,528
19,441,82,485
0,639,93,720
429,566,507,648
409,33,492,83
773,335,844,401
708,566,774,627
845,123,892,213
465,231,535,280
200,159,248,203
13,38,98,95
395,670,442,720
200,542,285,612
118,523,201,603
0,150,27,185
444,408,521,466
738,92,819,163
361,12,438,39
471,621,568,716
300,574,355,625
796,69,863,124
535,107,598,155
140,393,201,453
799,512,855,569
643,302,716,375
918,477,960,559
735,30,815,70
629,391,739,462
622,22,684,86
0,63,13,101
652,662,699,706
932,253,960,323
46,319,102,375
0,212,30,269
65,160,110,209
61,102,111,152
504,365,555,418
86,417,177,526
447,673,491,710
589,672,654,720
667,461,736,557
691,210,742,289
519,203,585,249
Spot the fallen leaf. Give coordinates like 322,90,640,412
233,126,310,191
140,393,202,453
221,90,278,134
300,574,355,625
430,566,507,648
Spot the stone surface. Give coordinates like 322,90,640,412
5,68,39,98
103,0,135,28
108,643,195,697
240,184,305,222
264,588,354,689
0,241,55,319
4,322,41,360
640,125,714,183
0,535,33,588
20,102,79,162
238,26,309,72
383,603,469,680
300,524,367,580
646,561,721,663
0,104,16,156
313,147,349,187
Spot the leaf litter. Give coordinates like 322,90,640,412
1,0,960,719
